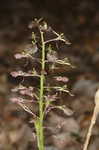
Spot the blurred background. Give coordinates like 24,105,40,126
0,0,99,150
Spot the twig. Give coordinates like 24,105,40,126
83,89,99,150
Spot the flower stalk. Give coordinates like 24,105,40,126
37,31,45,150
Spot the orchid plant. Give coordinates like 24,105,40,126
10,19,73,150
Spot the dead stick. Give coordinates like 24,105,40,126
83,89,99,150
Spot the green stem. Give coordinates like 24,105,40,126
38,31,45,150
